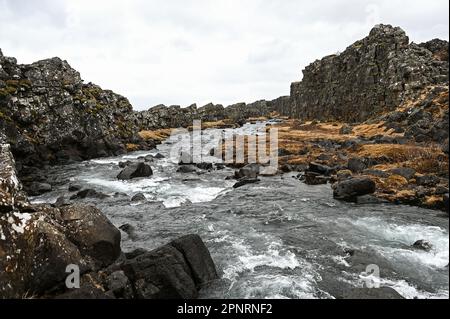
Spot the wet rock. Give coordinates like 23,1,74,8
233,178,260,189
70,188,109,200
347,158,367,173
415,175,440,187
412,240,433,252
68,183,82,192
388,167,416,180
342,287,404,299
304,172,329,185
333,177,376,202
169,234,218,287
131,193,146,202
117,162,153,180
121,235,217,299
27,182,52,196
177,165,197,173
235,163,260,179
60,204,122,267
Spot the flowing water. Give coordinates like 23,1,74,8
31,122,449,299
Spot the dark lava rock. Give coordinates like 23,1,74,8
70,189,109,200
125,248,148,260
388,167,416,180
27,182,52,196
304,172,329,185
342,287,404,299
131,193,146,202
169,234,218,287
121,234,218,299
415,175,440,187
233,178,260,189
412,240,433,252
333,178,376,202
117,162,153,180
68,184,82,192
60,204,122,267
235,163,260,179
177,165,197,173
119,223,138,241
347,157,367,173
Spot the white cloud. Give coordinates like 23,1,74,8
1,0,448,110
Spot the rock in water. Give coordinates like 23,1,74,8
333,177,376,202
131,193,146,202
235,163,260,179
121,234,218,299
117,162,153,180
233,178,260,189
412,240,433,252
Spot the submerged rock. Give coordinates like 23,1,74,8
131,193,146,202
235,163,260,179
70,188,109,200
412,240,433,252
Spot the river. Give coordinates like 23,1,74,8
31,122,449,299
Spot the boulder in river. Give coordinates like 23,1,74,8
60,204,122,267
233,178,260,189
412,240,433,252
121,234,218,299
304,172,329,185
333,177,376,202
131,193,146,202
117,162,153,180
235,163,260,179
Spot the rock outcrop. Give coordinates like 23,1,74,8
0,52,154,170
288,24,448,122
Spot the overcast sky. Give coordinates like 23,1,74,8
1,0,448,110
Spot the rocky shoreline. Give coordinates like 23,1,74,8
0,24,449,299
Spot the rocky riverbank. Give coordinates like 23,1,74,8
0,23,449,299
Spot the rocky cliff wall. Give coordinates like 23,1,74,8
288,24,449,122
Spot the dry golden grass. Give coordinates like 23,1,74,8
126,143,140,152
138,129,173,141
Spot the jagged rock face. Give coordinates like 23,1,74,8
0,53,143,167
289,24,449,122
